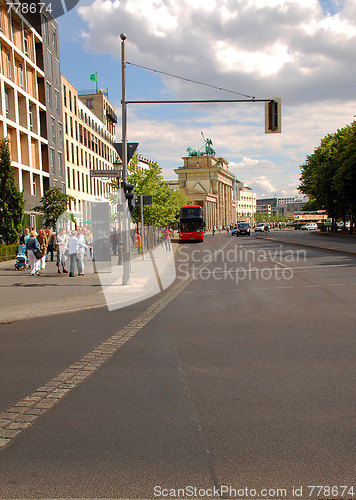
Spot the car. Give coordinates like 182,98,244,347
300,223,318,230
236,222,250,236
254,223,269,232
231,225,237,236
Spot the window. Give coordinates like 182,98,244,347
5,88,9,117
52,29,57,53
63,84,67,107
23,30,29,55
42,15,48,44
46,81,52,109
86,98,93,109
7,52,12,80
55,89,60,114
18,63,24,88
58,123,63,148
29,104,33,130
67,167,70,188
32,176,36,196
50,148,55,174
51,117,55,142
47,50,52,78
68,90,72,111
58,151,63,176
74,96,77,115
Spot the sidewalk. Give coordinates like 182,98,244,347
0,243,176,323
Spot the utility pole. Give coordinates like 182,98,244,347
120,33,130,284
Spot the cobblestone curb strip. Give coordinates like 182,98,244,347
0,240,231,452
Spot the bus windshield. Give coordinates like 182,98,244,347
180,222,204,232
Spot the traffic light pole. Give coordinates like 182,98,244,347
120,33,131,285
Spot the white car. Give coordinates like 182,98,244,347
254,223,269,232
300,223,318,230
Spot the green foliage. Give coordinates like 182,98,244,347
32,187,75,229
128,154,189,226
0,243,18,261
254,212,287,223
0,139,24,245
299,122,356,224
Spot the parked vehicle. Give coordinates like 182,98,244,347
236,222,250,236
300,223,318,230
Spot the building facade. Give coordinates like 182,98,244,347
0,0,62,228
234,180,256,222
61,76,117,225
175,155,235,229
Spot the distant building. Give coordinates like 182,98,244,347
234,180,256,221
61,77,117,225
257,195,309,217
175,155,235,229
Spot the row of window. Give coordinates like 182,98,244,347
64,113,113,161
65,139,112,172
67,166,109,197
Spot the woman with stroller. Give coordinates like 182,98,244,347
26,230,42,276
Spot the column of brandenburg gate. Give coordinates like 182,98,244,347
174,154,236,229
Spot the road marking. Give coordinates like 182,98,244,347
0,239,232,452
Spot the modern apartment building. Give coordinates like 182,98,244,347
61,76,117,224
0,0,63,228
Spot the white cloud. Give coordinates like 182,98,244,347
72,0,356,198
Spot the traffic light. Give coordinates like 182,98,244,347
122,182,134,215
265,98,281,134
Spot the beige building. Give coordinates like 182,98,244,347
175,155,235,229
0,1,63,228
61,76,117,224
234,181,256,222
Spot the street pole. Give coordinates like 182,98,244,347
140,195,145,260
120,33,130,284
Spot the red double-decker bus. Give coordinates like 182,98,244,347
179,205,205,243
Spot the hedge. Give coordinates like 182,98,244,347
0,243,18,261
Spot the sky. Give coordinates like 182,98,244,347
57,0,356,198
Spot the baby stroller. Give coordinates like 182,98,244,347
15,244,29,271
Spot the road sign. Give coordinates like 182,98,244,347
135,195,153,206
90,169,122,178
113,142,139,163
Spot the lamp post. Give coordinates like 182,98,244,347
120,32,130,284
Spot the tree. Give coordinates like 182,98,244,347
32,187,75,229
299,122,356,231
128,154,189,226
0,138,24,244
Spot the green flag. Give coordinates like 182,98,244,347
89,73,97,82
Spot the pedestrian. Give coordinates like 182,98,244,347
46,229,55,261
26,230,41,276
134,230,142,254
19,228,30,245
56,228,69,273
162,225,172,251
68,230,82,277
37,228,48,269
212,225,216,236
110,228,118,255
77,227,90,274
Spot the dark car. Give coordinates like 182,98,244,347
236,222,250,236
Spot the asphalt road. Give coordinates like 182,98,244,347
0,232,355,499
